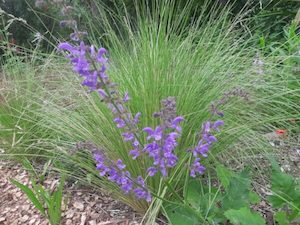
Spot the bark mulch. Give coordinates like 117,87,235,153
0,161,142,225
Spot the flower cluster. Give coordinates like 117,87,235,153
189,120,224,177
143,97,184,177
94,151,151,202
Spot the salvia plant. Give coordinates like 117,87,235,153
58,40,225,203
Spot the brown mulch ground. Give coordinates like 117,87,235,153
0,161,141,225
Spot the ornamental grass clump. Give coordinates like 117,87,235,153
58,41,224,203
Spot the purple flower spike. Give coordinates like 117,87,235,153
142,97,184,177
188,116,224,177
60,40,151,203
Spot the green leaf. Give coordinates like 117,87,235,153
249,191,261,204
274,211,289,225
186,180,220,216
164,203,201,225
47,174,65,225
53,175,65,224
11,179,45,216
224,207,265,225
267,162,300,208
186,180,202,209
222,169,252,210
216,164,233,190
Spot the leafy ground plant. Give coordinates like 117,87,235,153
164,165,265,225
268,159,300,225
11,159,65,225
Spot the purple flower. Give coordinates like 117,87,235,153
133,176,152,202
123,92,130,103
147,167,158,176
58,42,76,52
116,159,126,170
133,112,141,124
114,118,126,128
129,149,140,159
82,71,97,89
213,120,224,131
98,89,108,98
171,116,184,132
190,158,206,177
97,48,107,63
143,126,163,141
122,132,134,142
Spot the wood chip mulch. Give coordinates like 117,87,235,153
0,161,142,225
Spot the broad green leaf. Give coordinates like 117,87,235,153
249,191,261,204
186,180,202,209
216,164,233,189
267,162,300,208
186,180,220,216
274,211,289,225
11,179,45,216
224,207,265,225
164,203,201,225
222,169,252,210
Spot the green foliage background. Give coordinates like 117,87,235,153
0,0,299,51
